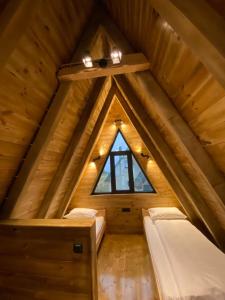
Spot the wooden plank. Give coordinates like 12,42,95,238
56,87,116,218
0,219,97,300
148,0,225,90
133,71,225,210
58,53,150,81
98,234,159,300
37,77,110,218
0,0,41,70
114,76,225,249
0,8,102,219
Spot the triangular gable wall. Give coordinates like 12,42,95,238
71,97,180,232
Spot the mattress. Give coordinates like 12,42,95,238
144,216,225,300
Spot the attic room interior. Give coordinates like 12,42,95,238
1,0,225,299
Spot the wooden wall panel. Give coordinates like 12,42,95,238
11,79,96,219
0,218,97,300
104,0,225,178
70,99,180,233
0,0,93,206
46,78,112,218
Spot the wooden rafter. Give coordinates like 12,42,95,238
56,86,116,218
58,53,150,81
148,0,225,90
0,0,41,70
114,76,225,249
0,8,103,219
37,77,111,218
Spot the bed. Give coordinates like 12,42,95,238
142,207,225,300
64,208,106,251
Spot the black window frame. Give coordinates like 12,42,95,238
92,130,156,195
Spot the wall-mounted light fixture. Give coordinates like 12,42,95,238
114,119,123,127
141,152,151,160
82,51,93,68
93,155,101,162
110,47,122,64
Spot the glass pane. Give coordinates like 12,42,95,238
115,155,129,190
111,132,129,152
132,155,154,192
94,157,111,193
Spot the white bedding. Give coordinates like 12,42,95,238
144,216,225,300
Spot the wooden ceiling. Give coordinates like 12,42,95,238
104,0,225,176
0,0,225,248
0,0,94,209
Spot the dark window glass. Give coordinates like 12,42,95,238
94,157,111,193
111,132,129,151
93,131,155,194
114,155,129,191
132,155,154,192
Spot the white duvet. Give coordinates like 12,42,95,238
144,217,225,300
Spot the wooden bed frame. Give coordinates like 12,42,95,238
96,209,106,251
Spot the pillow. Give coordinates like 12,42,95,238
64,208,97,219
148,207,187,221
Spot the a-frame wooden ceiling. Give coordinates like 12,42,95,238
0,0,225,249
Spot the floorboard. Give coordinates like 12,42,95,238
97,234,159,300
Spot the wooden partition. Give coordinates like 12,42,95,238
0,219,97,300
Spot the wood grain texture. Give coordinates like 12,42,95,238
98,234,159,300
37,77,111,218
70,98,180,233
0,218,97,300
56,86,116,218
104,0,225,181
0,0,41,69
148,0,225,89
0,0,94,211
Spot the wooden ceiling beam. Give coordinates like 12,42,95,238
58,53,150,81
0,8,102,219
100,7,225,209
148,0,225,90
0,0,41,70
55,86,116,218
37,77,111,218
114,76,225,249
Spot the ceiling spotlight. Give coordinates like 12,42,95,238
111,47,122,64
114,119,123,127
82,51,93,68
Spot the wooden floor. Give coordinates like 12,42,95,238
97,234,159,300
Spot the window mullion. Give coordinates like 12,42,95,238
110,154,116,192
127,153,134,192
